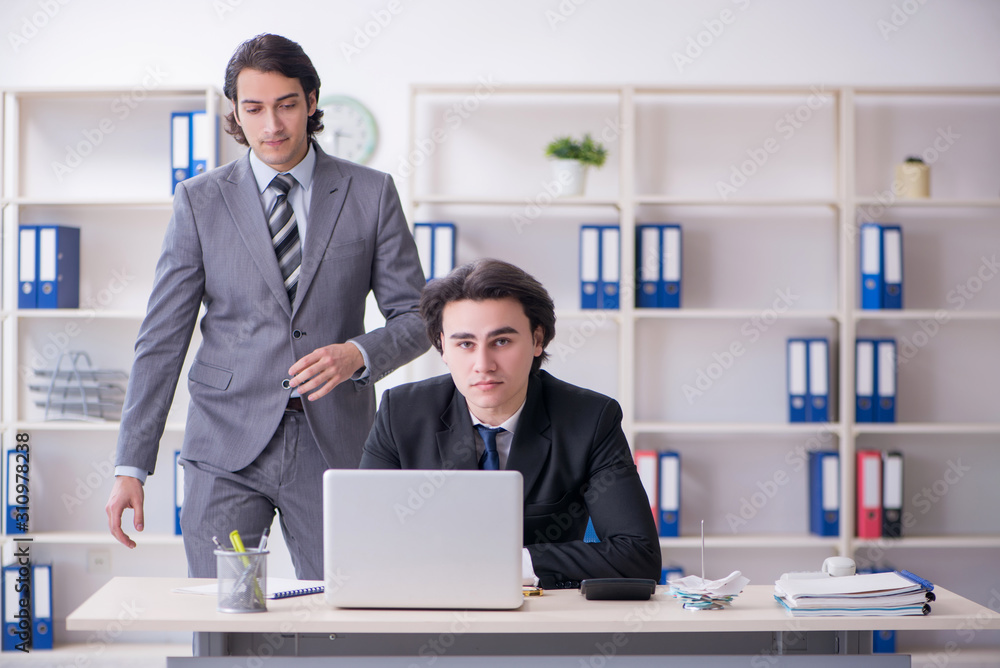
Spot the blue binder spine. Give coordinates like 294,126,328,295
36,225,80,309
171,111,192,193
18,226,38,309
6,450,28,535
579,225,600,309
31,564,52,650
189,110,214,177
657,451,680,537
599,225,620,310
2,564,28,651
881,224,903,309
413,223,433,282
855,338,876,423
808,450,839,537
876,338,897,422
787,339,808,423
635,225,660,308
860,223,883,310
432,222,456,280
660,224,682,308
174,451,184,536
807,338,830,423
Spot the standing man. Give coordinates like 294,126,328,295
106,34,428,579
360,259,661,588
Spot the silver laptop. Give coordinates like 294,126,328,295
323,469,524,610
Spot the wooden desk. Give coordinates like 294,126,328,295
67,578,1000,666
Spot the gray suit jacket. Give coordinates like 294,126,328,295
360,371,662,589
115,145,429,475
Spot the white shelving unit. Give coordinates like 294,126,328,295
407,83,1000,655
0,86,228,655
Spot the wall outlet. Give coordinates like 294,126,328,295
87,549,111,574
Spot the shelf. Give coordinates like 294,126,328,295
636,308,839,321
853,309,1000,321
3,642,191,662
853,423,1000,435
2,531,184,545
5,86,217,98
635,196,839,208
853,536,1000,549
854,197,1000,209
3,197,175,208
635,422,841,435
413,195,620,207
13,421,185,433
555,309,623,321
661,534,839,549
16,309,146,319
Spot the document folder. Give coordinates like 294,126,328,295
579,225,600,309
36,225,80,309
855,339,876,423
18,226,38,309
3,564,25,651
413,222,456,282
881,225,903,309
657,451,680,537
599,226,620,309
174,451,184,536
190,110,212,177
171,111,191,193
31,564,52,650
787,339,808,422
876,339,897,422
856,450,882,539
635,225,660,308
860,223,883,309
661,224,681,308
633,449,659,531
6,450,27,535
882,451,903,538
807,338,830,422
808,450,839,537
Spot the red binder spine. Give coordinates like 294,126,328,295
856,450,883,538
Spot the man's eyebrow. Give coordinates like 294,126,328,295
447,326,519,340
239,92,301,105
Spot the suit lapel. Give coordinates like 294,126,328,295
220,155,292,317
506,375,551,498
436,389,479,470
294,147,350,314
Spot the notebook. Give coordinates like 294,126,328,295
323,469,524,610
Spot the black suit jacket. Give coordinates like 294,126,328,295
359,370,661,588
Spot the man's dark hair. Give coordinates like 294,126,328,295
222,33,324,146
420,259,556,374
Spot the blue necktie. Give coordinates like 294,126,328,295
476,425,504,471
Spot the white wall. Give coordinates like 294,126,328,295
2,0,998,185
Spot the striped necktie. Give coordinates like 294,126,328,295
267,173,301,305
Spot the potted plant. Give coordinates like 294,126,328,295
545,134,608,196
895,155,929,198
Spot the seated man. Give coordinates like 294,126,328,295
360,258,661,588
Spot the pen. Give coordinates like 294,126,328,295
230,529,265,606
257,528,270,552
897,570,934,591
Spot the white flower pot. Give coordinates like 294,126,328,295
550,159,588,197
895,162,930,198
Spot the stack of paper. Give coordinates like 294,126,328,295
667,571,749,610
774,570,934,617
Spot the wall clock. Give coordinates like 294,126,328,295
315,94,378,165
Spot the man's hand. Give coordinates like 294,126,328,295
106,476,145,549
289,343,365,401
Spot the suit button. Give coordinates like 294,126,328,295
292,330,302,339
281,379,291,389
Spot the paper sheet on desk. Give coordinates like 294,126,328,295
774,571,923,601
668,571,749,597
174,578,323,599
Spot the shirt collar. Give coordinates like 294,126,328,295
249,142,316,194
469,398,526,435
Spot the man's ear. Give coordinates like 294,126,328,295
307,90,317,117
533,326,544,355
231,100,241,127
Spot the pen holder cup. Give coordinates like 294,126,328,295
216,549,268,613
